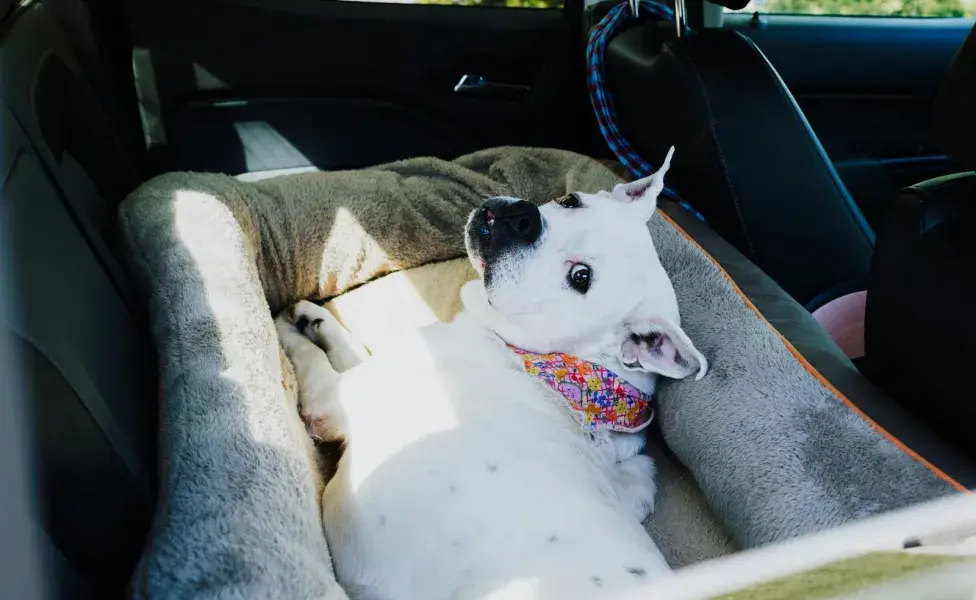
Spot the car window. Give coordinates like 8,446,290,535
337,0,564,8
725,0,976,18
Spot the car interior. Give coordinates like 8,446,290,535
2,0,975,597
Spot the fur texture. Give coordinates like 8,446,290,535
649,209,958,547
119,188,342,599
279,301,672,600
275,165,706,599
320,259,736,567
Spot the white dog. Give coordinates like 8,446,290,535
276,148,707,600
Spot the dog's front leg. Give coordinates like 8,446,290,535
276,306,347,442
612,454,658,523
599,433,657,522
610,432,647,463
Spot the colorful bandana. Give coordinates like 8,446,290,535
510,346,654,433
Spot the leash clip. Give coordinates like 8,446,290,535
625,0,686,38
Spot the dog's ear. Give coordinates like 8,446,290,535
619,316,707,381
609,146,675,220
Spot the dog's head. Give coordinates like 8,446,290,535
463,147,706,381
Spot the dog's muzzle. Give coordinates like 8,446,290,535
467,198,542,261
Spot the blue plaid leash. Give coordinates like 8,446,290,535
586,1,706,222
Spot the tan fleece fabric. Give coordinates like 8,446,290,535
322,259,736,569
712,552,974,600
183,146,623,315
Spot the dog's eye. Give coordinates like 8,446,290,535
556,194,582,209
568,263,592,294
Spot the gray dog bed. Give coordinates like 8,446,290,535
119,147,963,599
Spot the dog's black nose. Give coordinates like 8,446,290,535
495,200,542,244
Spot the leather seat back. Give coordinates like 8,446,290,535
604,25,874,304
1,3,157,596
936,24,976,171
865,173,976,460
866,24,976,460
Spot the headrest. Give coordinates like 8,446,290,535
936,24,976,170
704,0,749,10
710,0,751,10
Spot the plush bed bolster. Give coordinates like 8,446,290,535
654,201,968,548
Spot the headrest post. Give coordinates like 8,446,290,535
674,0,687,37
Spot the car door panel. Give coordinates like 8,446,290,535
125,0,590,173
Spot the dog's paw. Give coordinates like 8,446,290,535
614,454,658,523
610,432,647,463
275,309,310,351
279,300,335,349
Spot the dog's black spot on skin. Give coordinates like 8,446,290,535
590,576,603,587
452,539,464,548
448,484,457,493
311,318,324,329
378,516,386,529
626,567,647,578
674,350,687,368
487,463,498,473
547,535,559,543
295,315,309,333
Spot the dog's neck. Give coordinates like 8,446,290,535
460,280,660,396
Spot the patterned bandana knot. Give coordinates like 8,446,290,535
510,346,654,433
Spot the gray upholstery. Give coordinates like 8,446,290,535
654,204,966,547
0,5,157,596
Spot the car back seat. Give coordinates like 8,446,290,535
0,2,157,597
600,20,874,306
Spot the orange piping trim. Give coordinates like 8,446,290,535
659,210,969,493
